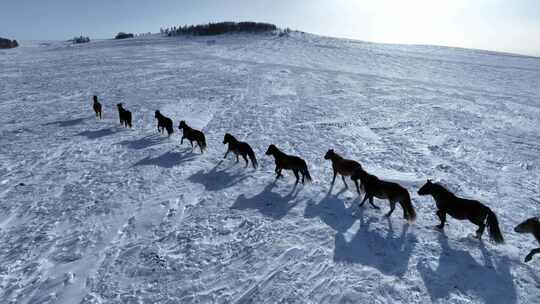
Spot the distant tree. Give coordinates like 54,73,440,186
72,36,90,44
115,32,134,39
0,37,19,49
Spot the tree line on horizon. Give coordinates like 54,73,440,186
160,21,279,37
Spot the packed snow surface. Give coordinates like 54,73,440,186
1,33,540,303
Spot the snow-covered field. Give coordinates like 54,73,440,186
1,32,540,303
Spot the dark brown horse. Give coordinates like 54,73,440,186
265,144,311,185
418,180,504,243
324,149,362,189
223,133,257,169
178,121,206,153
155,110,174,137
116,103,132,128
92,96,102,119
515,217,540,262
351,168,416,222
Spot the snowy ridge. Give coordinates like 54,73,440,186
1,33,540,303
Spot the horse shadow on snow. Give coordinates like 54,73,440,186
43,116,91,127
333,208,417,277
77,127,119,139
304,189,357,233
118,134,166,150
417,233,517,303
188,161,249,191
231,182,303,220
134,150,196,168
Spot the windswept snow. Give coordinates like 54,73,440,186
1,33,540,303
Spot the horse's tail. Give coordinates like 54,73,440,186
302,160,312,183
247,146,258,169
399,191,416,222
486,209,504,244
200,133,207,151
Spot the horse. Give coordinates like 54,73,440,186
223,133,257,169
265,144,311,185
155,110,174,137
417,180,504,243
324,149,362,189
178,120,206,153
92,96,102,119
515,217,540,262
116,103,132,128
351,168,416,222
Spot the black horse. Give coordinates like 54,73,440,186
265,144,311,185
223,133,257,169
92,95,102,119
178,121,206,153
418,180,504,243
351,168,416,222
116,103,132,128
155,110,174,137
515,217,540,262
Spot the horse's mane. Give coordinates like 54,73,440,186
433,182,455,197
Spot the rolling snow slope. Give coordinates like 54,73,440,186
1,33,540,303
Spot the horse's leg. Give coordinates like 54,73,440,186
436,210,446,229
368,197,380,210
359,193,370,207
223,149,230,159
341,175,348,189
472,215,486,239
525,248,540,262
331,170,337,185
385,200,396,217
354,180,361,195
241,154,249,168
235,154,239,163
293,169,300,185
180,136,185,145
198,141,204,153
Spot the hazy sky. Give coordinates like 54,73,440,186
2,0,539,56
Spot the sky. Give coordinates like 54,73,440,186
1,0,539,56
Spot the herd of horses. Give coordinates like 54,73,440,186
92,95,540,263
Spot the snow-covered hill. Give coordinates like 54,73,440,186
1,33,540,303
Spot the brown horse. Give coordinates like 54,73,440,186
155,110,174,137
178,121,206,153
116,103,132,128
351,168,416,222
418,180,504,243
223,133,257,169
92,96,102,119
265,144,311,184
515,217,540,262
324,149,362,189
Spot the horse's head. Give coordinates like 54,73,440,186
155,110,161,118
515,218,539,233
417,179,435,195
178,120,187,129
117,103,123,109
93,95,98,103
324,149,335,160
223,133,232,144
265,144,278,156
